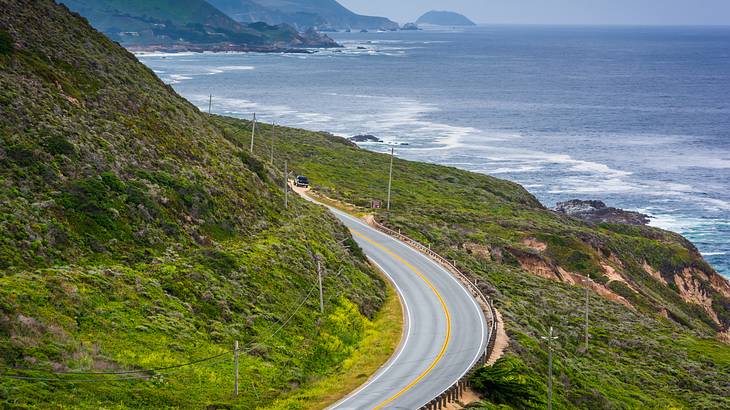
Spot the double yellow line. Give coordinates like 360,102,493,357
351,230,452,409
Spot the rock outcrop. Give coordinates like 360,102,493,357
350,134,383,143
555,199,650,226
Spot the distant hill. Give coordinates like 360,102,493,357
416,10,476,26
208,0,399,30
61,0,338,50
207,0,327,29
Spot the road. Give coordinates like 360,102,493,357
306,198,488,409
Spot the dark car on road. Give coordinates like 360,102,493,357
294,175,309,188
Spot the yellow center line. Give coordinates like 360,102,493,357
350,229,451,410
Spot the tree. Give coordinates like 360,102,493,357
471,356,545,409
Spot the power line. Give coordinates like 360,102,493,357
0,354,234,383
5,350,233,376
3,278,320,378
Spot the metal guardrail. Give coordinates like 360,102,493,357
368,219,499,409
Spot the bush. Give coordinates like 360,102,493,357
472,356,545,409
43,135,76,156
0,30,12,55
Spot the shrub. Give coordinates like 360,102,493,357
43,135,76,156
0,30,12,55
471,356,545,409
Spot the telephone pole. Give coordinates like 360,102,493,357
250,113,257,153
233,340,239,396
270,122,276,163
317,259,324,314
584,274,590,352
541,326,558,410
386,147,394,210
208,94,212,114
284,160,288,209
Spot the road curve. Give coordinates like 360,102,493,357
312,202,488,409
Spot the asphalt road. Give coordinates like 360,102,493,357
320,206,488,410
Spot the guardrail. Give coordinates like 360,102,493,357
369,219,499,409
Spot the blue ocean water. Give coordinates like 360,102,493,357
137,26,730,278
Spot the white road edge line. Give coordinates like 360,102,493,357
327,206,488,408
327,257,413,410
415,252,487,408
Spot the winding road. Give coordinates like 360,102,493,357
300,191,489,409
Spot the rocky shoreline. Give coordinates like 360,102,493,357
126,44,318,54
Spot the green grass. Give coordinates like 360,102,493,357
0,2,391,408
264,270,403,410
212,116,730,409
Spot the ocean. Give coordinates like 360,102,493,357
137,25,730,278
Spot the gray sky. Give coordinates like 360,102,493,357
338,0,730,26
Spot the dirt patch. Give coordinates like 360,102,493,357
445,387,481,409
521,238,547,252
517,255,634,310
463,242,492,262
719,328,730,344
601,263,638,293
517,254,560,281
674,268,721,326
294,184,367,217
487,308,508,366
708,271,730,299
643,261,667,285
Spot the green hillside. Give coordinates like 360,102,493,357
214,116,730,409
0,1,381,408
61,0,337,49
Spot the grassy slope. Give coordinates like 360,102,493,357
213,116,730,409
0,1,385,408
265,276,402,410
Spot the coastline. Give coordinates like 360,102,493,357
126,44,323,55
136,29,730,280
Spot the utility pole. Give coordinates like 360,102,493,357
317,259,324,314
270,122,275,163
208,94,212,114
284,160,288,209
584,274,590,353
541,326,559,410
234,340,239,396
386,147,394,211
250,113,257,153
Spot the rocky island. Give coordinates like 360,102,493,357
416,10,476,26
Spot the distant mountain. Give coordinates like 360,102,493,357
206,0,327,29
416,10,476,26
208,0,399,30
61,0,338,50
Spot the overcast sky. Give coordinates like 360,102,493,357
338,0,730,26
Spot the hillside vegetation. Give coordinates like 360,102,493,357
215,116,730,409
61,0,337,49
0,1,384,408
